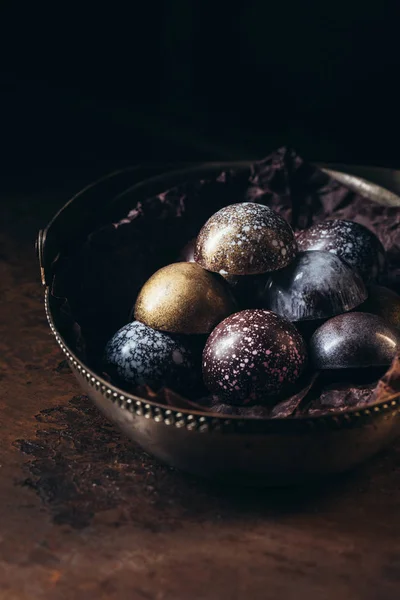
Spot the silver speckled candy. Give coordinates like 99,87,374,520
297,219,386,283
103,321,198,394
310,312,400,370
259,251,367,322
195,202,297,275
202,309,307,405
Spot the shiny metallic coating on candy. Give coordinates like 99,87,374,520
134,262,237,334
179,239,243,290
297,219,386,283
202,309,307,405
358,285,400,329
310,312,400,370
194,202,298,275
103,321,198,394
259,251,367,322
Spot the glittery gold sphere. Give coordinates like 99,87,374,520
358,285,400,329
134,262,237,334
194,202,297,275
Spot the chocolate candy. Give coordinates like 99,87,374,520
358,285,400,329
202,309,307,405
134,262,237,334
195,202,297,275
297,219,386,283
179,235,271,309
310,312,400,370
259,251,367,322
103,321,198,394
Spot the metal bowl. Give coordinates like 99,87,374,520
37,162,400,486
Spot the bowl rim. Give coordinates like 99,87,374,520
43,161,400,429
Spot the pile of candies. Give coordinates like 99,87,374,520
103,202,400,410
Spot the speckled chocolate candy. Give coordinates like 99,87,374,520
180,237,243,284
297,219,386,283
195,202,297,276
103,321,198,394
202,309,307,405
179,237,264,308
310,312,400,370
259,251,367,322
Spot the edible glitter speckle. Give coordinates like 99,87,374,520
297,219,386,283
202,309,307,405
194,202,297,275
103,321,198,395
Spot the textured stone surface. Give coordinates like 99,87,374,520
2,176,400,600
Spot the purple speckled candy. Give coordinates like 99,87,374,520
297,219,386,283
103,321,198,395
195,202,298,275
202,309,307,405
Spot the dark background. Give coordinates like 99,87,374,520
1,2,399,191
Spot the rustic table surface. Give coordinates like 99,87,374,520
1,175,400,600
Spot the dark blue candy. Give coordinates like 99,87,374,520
104,321,198,395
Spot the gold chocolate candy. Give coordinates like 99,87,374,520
134,262,237,334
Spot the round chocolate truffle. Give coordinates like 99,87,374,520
134,262,237,334
202,309,307,405
103,321,198,394
310,312,400,370
259,251,367,322
194,202,297,275
297,219,386,283
358,285,400,329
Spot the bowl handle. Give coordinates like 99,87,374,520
35,228,46,286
